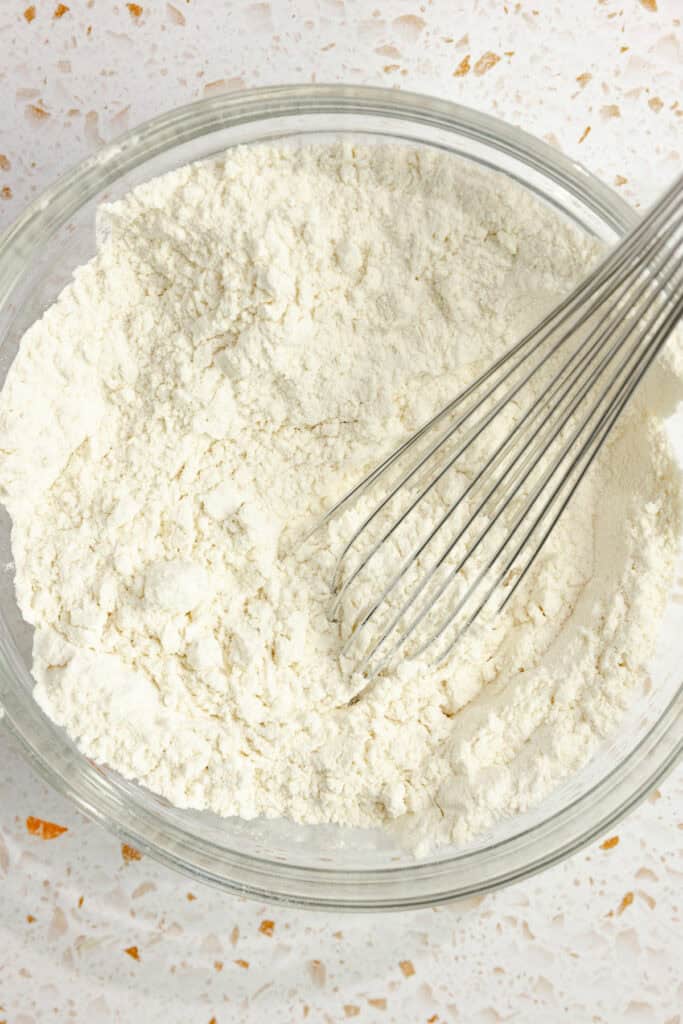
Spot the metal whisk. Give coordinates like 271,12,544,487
317,174,683,695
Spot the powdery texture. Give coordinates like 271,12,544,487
0,144,680,853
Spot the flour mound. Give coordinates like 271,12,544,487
0,143,680,853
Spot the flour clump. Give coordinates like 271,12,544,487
0,143,680,853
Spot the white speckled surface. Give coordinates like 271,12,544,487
0,2,681,1022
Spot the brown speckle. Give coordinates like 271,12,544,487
399,960,415,978
84,110,103,147
234,958,249,969
375,44,401,58
368,998,387,1010
126,2,143,17
614,175,628,186
186,892,197,901
474,51,501,75
639,0,657,10
648,96,664,112
53,3,69,17
0,155,10,171
578,125,591,143
259,919,274,936
309,959,327,987
601,835,620,850
214,960,223,971
344,1007,360,1018
0,186,12,200
203,77,245,96
601,104,621,118
77,896,84,908
23,5,36,21
230,925,239,946
576,72,592,88
124,945,140,960
393,14,426,34
26,914,36,923
383,64,400,73
167,3,186,24
121,843,142,863
131,881,156,898
48,906,68,940
638,889,656,909
453,54,471,77
26,104,50,122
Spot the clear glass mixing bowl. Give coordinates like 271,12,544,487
0,85,680,910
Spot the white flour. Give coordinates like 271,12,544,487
0,143,680,853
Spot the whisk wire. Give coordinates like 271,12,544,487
345,208,683,661
432,261,683,665
320,173,683,690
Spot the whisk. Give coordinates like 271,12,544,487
317,173,683,695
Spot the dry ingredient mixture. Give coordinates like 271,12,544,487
0,144,680,853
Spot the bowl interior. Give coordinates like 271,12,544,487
0,87,680,907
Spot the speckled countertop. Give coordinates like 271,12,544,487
0,2,681,1022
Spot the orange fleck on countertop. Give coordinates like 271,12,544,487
258,919,275,936
308,959,327,986
368,998,387,1010
121,843,142,862
617,891,635,915
234,958,249,969
26,914,36,923
23,5,36,22
639,0,657,10
1,187,12,201
600,835,620,850
453,54,471,77
25,816,68,840
344,1006,361,1018
0,155,11,171
399,960,416,978
127,2,143,17
53,3,69,17
578,125,591,144
474,51,501,75
576,72,592,88
213,960,223,972
186,892,198,901
124,945,140,960
26,104,50,121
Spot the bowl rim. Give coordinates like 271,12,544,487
1,82,680,910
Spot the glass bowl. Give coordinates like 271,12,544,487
0,84,680,910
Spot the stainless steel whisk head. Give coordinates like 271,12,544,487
316,174,683,697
